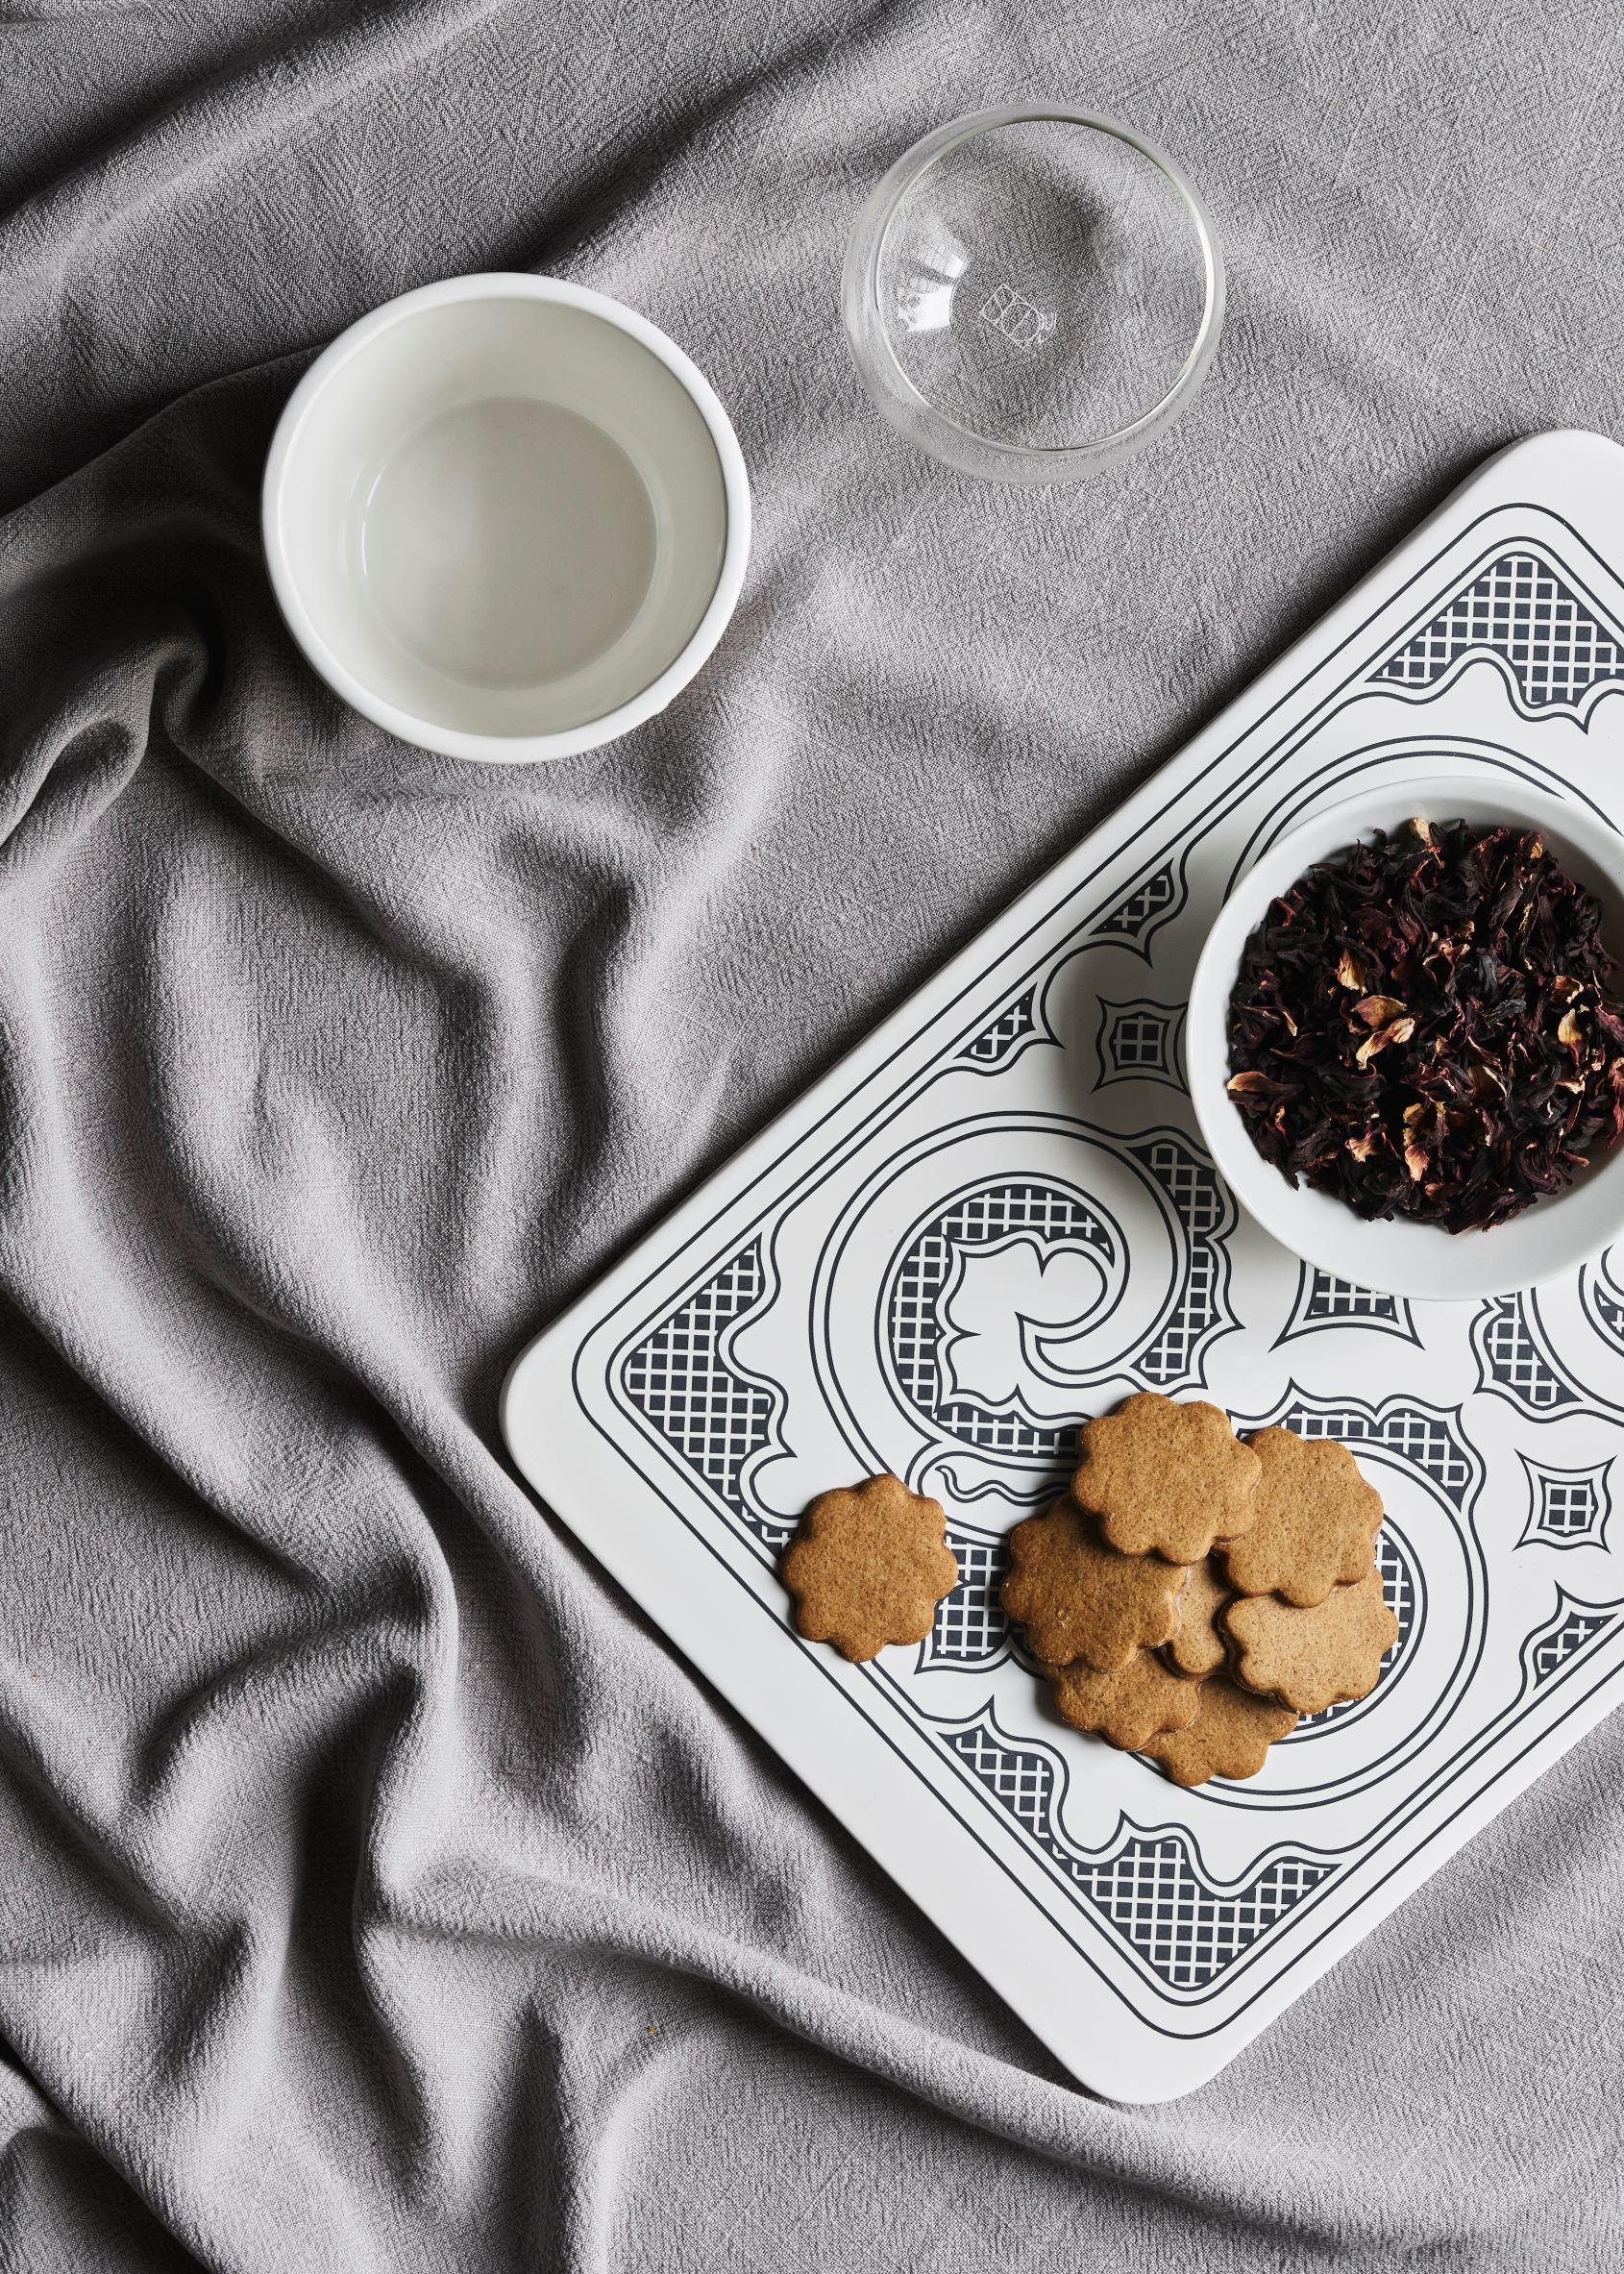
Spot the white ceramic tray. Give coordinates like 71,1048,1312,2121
504,431,1624,2099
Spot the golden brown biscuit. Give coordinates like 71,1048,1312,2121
1143,1674,1297,1787
1223,1563,1398,1714
999,1495,1189,1671
781,1474,958,1662
1045,1651,1205,1752
1072,1392,1262,1564
1164,1553,1234,1678
1221,1427,1384,1608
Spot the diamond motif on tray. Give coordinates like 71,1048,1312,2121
1516,1455,1614,1551
619,1238,786,1545
1373,549,1624,719
1095,1000,1186,1092
888,1183,1113,1461
945,1714,1334,1990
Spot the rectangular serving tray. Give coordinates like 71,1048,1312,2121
503,431,1624,2099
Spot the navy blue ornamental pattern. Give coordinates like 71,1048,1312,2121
1126,1136,1234,1389
583,507,1624,2027
1090,856,1187,958
1373,549,1624,721
886,1182,1114,1462
1277,1265,1421,1349
619,1237,788,1547
1516,1454,1614,1551
943,1712,1334,1990
958,987,1047,1072
1095,1000,1186,1092
1520,1592,1624,1696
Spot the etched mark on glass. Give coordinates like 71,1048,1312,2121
977,281,1056,352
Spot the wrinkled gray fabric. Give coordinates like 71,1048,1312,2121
3,5,1623,2269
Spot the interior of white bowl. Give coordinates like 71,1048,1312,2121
1186,773,1624,1300
267,283,730,746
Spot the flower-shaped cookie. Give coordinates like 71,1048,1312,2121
1221,1427,1384,1607
781,1474,958,1662
999,1495,1188,1670
1045,1650,1204,1753
1072,1393,1262,1565
1144,1674,1297,1788
1224,1563,1397,1715
1164,1553,1234,1679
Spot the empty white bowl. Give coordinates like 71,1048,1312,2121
262,274,750,762
1186,774,1624,1300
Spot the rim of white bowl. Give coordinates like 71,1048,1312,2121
261,272,751,764
1186,772,1624,1300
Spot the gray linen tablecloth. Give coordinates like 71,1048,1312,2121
3,4,1622,2267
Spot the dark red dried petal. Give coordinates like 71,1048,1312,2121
1224,819,1623,1233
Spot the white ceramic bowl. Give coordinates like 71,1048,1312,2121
1187,774,1624,1300
262,274,750,762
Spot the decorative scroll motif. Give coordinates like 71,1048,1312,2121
945,1713,1334,1990
1095,1000,1187,1093
1516,1456,1614,1552
1091,858,1185,960
1471,1295,1586,1419
1517,1591,1624,1699
1373,550,1624,723
618,1238,787,1546
1276,1265,1422,1349
959,986,1045,1073
864,1127,1238,1493
887,1182,1114,1461
1127,1135,1237,1391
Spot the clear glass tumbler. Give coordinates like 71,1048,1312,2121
842,108,1225,484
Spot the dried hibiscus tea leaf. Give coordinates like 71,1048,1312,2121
1223,819,1624,1233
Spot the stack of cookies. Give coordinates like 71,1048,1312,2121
1000,1392,1396,1787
